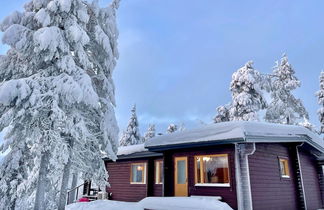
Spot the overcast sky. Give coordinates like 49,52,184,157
1,0,324,139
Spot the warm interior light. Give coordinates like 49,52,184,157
203,157,211,161
137,166,143,171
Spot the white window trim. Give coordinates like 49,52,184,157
130,163,147,184
195,183,230,187
281,175,290,179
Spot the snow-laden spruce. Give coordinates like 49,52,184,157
144,124,156,141
214,104,231,123
0,0,120,209
265,54,308,125
229,61,267,121
316,71,324,133
167,123,178,133
119,105,142,146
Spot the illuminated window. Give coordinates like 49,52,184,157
155,160,163,184
279,158,290,178
195,154,230,186
130,163,146,184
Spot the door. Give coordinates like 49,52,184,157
174,156,188,196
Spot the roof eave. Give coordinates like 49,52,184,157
103,151,163,162
146,138,245,152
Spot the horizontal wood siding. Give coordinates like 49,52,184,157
166,145,237,209
299,148,322,210
249,143,299,210
106,159,148,202
153,184,163,196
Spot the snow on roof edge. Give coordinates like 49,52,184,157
145,121,324,152
117,143,148,156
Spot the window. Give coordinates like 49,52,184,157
279,158,290,178
155,160,163,184
195,154,230,187
130,163,146,184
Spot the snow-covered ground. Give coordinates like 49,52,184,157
66,197,233,210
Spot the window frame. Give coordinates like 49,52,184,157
155,160,163,184
194,154,230,187
130,162,147,184
278,157,290,179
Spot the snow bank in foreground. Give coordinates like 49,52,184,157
139,197,232,210
65,197,233,210
117,143,147,156
65,200,141,210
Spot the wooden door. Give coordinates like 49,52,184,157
174,157,188,196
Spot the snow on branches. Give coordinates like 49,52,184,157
119,105,142,146
0,0,120,209
265,54,308,125
144,124,156,141
316,71,324,133
229,61,267,121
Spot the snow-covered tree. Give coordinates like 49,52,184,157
229,61,267,121
0,0,120,209
167,124,178,133
214,104,231,123
265,54,308,124
144,124,155,141
299,117,315,131
119,105,141,146
316,71,324,134
178,123,185,131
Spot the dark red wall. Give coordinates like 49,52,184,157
164,145,237,209
105,157,163,202
299,148,322,210
106,159,148,202
249,143,299,210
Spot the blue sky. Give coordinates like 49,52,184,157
1,0,324,138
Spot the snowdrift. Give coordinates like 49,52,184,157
65,197,233,210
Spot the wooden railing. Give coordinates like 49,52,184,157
66,183,85,205
66,182,100,205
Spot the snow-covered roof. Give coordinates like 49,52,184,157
145,121,324,153
117,144,148,156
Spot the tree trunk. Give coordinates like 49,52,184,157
34,151,50,210
58,138,74,210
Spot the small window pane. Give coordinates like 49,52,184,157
131,163,145,184
196,155,229,184
155,161,163,184
279,158,290,178
177,160,186,184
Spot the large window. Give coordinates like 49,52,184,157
155,160,163,184
279,157,290,178
130,163,146,184
195,154,230,187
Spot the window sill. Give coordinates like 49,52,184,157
155,183,163,185
195,183,230,187
130,182,146,185
281,175,290,179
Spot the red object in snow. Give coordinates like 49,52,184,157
79,197,90,202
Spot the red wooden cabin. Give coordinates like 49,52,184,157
104,121,324,210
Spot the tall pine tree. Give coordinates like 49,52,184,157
316,71,324,133
265,54,308,124
144,124,155,141
167,124,178,133
0,0,120,209
214,104,231,123
229,61,267,121
119,104,141,146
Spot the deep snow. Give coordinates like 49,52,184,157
66,197,233,210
